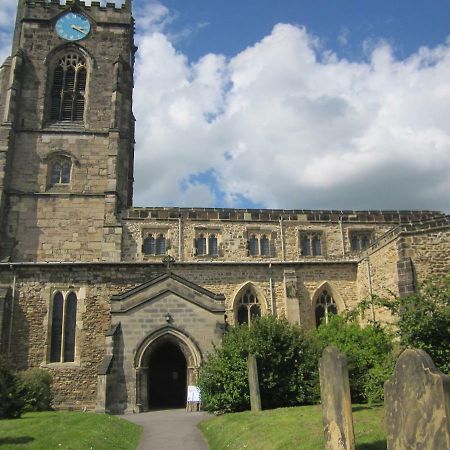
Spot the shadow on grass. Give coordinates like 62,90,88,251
356,441,387,450
352,404,383,412
0,437,34,446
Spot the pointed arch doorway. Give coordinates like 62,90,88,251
148,341,187,409
134,328,202,412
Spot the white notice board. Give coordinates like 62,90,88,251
187,385,201,402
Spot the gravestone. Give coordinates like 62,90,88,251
247,354,262,411
385,348,450,450
319,346,355,450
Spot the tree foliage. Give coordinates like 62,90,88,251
198,316,320,413
0,356,25,419
371,275,450,374
314,315,394,403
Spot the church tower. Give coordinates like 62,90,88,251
0,0,135,262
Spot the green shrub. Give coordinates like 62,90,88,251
17,368,53,411
198,316,320,413
0,356,25,419
314,315,394,403
394,276,450,374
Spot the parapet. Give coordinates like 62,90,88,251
124,207,445,224
25,0,130,11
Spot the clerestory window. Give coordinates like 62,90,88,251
247,233,272,257
349,231,373,252
143,233,166,256
194,232,219,257
50,291,78,363
50,53,87,122
300,232,322,256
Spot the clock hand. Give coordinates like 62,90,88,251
71,25,88,35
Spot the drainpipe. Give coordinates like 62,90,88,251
8,265,16,354
338,216,345,257
366,257,376,323
178,215,182,261
268,262,275,314
279,216,285,261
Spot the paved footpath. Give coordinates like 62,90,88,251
123,409,210,450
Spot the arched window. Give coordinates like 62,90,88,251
50,157,72,185
315,289,337,328
208,234,218,256
196,234,207,256
236,288,261,326
312,234,322,256
50,291,78,363
155,234,166,255
50,53,87,122
260,235,270,256
248,235,259,256
300,234,310,256
300,232,322,256
143,234,155,255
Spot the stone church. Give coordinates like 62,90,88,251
0,0,448,414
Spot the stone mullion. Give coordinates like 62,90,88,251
60,293,67,363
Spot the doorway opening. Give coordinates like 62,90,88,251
147,341,187,409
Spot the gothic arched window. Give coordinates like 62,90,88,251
50,291,78,363
155,234,166,255
248,235,259,256
143,234,155,255
208,234,218,256
300,232,322,256
196,234,207,256
50,53,87,122
50,156,72,185
236,288,261,326
260,235,270,256
315,289,337,328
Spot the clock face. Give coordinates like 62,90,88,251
55,12,91,42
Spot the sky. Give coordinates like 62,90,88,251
1,0,450,212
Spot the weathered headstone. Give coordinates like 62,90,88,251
385,348,450,450
319,346,355,450
247,354,262,411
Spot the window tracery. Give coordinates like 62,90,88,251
315,289,337,327
50,52,87,122
236,288,261,326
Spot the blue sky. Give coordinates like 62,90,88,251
1,0,450,211
158,0,450,62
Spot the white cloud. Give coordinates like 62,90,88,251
133,23,450,212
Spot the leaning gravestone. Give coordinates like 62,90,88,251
385,348,450,450
319,346,355,450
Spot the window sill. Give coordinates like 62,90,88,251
41,362,82,369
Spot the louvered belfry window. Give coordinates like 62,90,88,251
50,53,87,122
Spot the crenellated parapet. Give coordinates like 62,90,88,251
21,0,132,26
24,0,130,11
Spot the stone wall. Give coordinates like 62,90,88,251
121,208,435,263
0,260,359,409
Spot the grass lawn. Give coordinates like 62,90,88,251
0,411,142,450
199,404,386,450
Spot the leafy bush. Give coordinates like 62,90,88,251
0,356,25,419
17,368,53,411
314,315,394,403
390,276,449,374
198,316,320,413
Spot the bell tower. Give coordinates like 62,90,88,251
0,0,135,262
